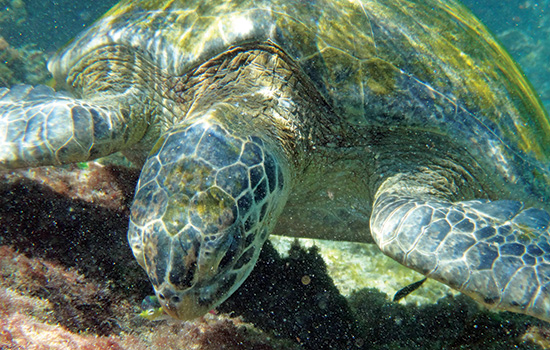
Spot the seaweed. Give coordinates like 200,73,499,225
0,164,548,349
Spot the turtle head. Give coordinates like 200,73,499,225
127,118,289,320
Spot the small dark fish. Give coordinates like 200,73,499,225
393,277,427,302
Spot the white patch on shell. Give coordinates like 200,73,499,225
219,14,254,44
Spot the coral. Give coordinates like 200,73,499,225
0,247,130,349
0,309,298,350
0,164,150,299
123,315,300,350
524,325,550,349
1,163,139,211
0,245,130,335
0,35,49,87
1,1,550,349
0,0,27,27
0,164,301,349
1,162,549,349
0,247,298,350
0,313,126,350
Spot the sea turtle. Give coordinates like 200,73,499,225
1,0,550,323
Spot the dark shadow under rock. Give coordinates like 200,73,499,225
0,164,548,349
0,165,150,302
220,241,360,349
348,288,545,350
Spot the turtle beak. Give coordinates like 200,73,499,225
159,292,210,321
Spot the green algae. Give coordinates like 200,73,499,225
270,235,455,305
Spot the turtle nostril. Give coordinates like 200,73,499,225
158,293,166,300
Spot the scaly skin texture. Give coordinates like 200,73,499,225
126,45,343,318
51,0,550,161
1,0,550,322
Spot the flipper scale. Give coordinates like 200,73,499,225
372,193,550,321
0,85,131,169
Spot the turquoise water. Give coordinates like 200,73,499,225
1,0,549,108
0,0,116,51
463,0,550,109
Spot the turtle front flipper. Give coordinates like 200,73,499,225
0,84,140,169
371,185,550,322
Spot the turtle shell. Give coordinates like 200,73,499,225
49,0,550,195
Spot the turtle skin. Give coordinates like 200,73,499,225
1,0,550,322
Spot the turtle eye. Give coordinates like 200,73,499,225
171,295,181,304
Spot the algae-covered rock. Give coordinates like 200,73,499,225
1,1,550,349
0,163,549,349
0,35,49,86
220,241,359,349
0,165,301,350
